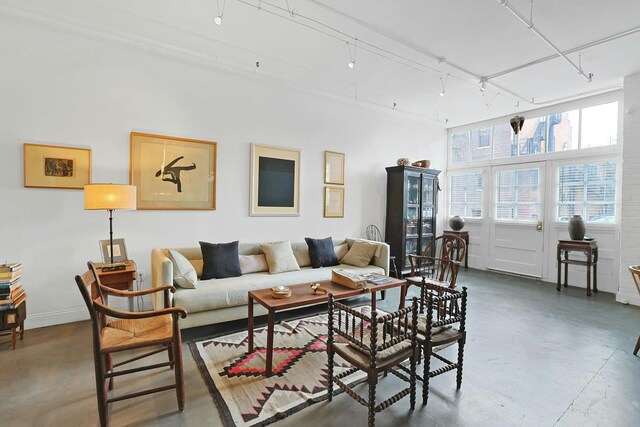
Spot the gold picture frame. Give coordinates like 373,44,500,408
324,151,345,185
130,132,216,210
24,143,92,189
324,186,344,218
250,144,301,216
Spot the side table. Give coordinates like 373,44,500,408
443,230,469,269
94,260,137,311
556,240,598,296
0,299,26,350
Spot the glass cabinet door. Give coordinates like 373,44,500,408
407,175,421,205
422,176,434,206
421,206,433,235
406,206,419,236
405,238,418,268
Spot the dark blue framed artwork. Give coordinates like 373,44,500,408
250,144,300,216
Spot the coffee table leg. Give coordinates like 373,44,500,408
371,291,377,311
399,284,408,310
266,309,275,377
247,295,254,353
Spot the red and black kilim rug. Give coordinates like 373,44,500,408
190,308,370,426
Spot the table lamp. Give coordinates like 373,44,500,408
84,184,137,265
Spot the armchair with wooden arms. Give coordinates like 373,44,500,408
327,294,419,427
407,234,467,290
74,262,187,427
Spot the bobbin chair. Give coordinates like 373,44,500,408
327,295,418,427
75,262,187,427
629,265,640,355
407,234,467,290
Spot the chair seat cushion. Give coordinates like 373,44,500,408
101,315,173,353
334,340,413,370
406,276,451,287
416,326,464,351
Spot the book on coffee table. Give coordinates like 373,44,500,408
331,269,368,289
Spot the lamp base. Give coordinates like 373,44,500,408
101,263,127,272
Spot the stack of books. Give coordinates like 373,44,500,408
0,263,25,311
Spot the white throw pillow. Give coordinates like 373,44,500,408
342,240,378,268
334,243,349,262
239,254,269,274
261,241,300,274
294,250,312,268
168,249,198,289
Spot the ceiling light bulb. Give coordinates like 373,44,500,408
214,15,223,25
440,90,445,97
480,82,486,92
348,61,355,69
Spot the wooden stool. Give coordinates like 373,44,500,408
556,240,598,296
0,300,26,350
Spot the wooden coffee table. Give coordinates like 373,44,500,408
247,277,407,377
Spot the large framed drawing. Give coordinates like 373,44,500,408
130,132,216,210
250,144,300,216
324,151,345,185
24,143,91,189
324,186,344,218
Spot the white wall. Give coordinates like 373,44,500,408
618,72,640,305
0,12,446,328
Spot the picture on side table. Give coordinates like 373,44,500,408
130,132,216,210
250,144,301,216
324,186,344,218
99,238,128,263
24,143,91,189
324,150,345,185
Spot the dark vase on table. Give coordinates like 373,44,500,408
568,215,586,240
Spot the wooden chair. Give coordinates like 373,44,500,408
327,294,418,427
366,224,400,279
628,265,640,355
407,234,467,290
75,262,187,427
399,280,468,405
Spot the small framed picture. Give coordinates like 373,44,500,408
99,238,128,263
324,186,344,218
24,143,92,189
324,151,345,185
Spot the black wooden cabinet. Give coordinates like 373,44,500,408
385,166,440,276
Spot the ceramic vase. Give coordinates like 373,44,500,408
449,215,465,231
568,215,586,240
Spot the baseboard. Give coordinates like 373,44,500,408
616,291,640,306
25,307,88,330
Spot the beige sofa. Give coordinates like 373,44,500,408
151,238,389,329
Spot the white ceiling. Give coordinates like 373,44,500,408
6,0,640,127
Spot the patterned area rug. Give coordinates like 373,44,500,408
190,308,371,426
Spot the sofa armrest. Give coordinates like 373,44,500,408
345,238,390,275
151,248,174,309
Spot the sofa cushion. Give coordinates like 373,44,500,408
305,237,339,268
294,250,311,268
261,241,300,274
239,254,268,274
342,240,378,268
199,241,242,280
168,249,197,289
335,243,349,261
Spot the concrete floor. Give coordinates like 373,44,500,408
1,269,639,426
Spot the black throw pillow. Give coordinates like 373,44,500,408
199,240,242,280
305,237,339,269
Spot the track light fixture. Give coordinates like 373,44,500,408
255,61,260,72
347,39,357,69
479,78,487,93
439,74,448,97
214,0,226,25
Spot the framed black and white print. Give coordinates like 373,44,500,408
250,144,300,216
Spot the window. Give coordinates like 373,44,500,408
518,116,546,155
451,132,470,164
470,128,491,161
449,172,483,218
557,162,616,223
547,110,579,153
495,168,540,221
581,102,618,148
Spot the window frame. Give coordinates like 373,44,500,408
448,170,485,220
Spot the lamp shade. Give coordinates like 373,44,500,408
84,184,136,210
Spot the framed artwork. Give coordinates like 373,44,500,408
250,144,301,216
324,151,345,185
130,132,216,210
324,186,344,218
99,238,128,263
23,143,91,189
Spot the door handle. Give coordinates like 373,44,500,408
537,221,543,231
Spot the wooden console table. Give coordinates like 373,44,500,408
94,260,137,310
556,240,598,296
443,230,469,269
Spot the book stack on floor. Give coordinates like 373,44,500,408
0,263,26,311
